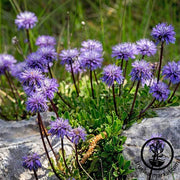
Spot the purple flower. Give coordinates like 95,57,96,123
20,68,44,87
150,81,170,101
70,127,86,145
26,93,48,113
59,48,79,65
146,134,165,153
22,153,41,171
130,60,152,82
48,118,72,139
136,39,157,57
151,23,176,44
26,52,46,72
80,51,103,70
15,11,38,29
142,78,157,88
10,62,26,80
36,35,56,47
80,39,103,53
101,64,124,86
37,46,57,64
112,43,138,61
38,78,59,100
162,61,180,84
65,56,86,74
0,54,17,75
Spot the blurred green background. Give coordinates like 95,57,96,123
1,0,180,76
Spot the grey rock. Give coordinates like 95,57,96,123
122,106,180,180
0,112,73,180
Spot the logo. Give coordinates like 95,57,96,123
135,137,179,179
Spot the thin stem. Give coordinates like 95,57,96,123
100,159,104,179
26,29,32,53
119,58,124,96
168,80,171,88
168,82,180,103
129,80,135,93
138,98,156,118
50,99,59,118
7,71,22,100
61,138,71,174
33,169,38,180
127,80,141,123
94,70,99,85
90,69,95,99
112,84,118,116
123,60,128,83
70,62,79,97
5,71,17,102
57,92,72,108
74,145,94,180
48,64,53,79
39,114,59,165
157,42,164,82
67,11,70,49
142,55,145,59
37,113,61,179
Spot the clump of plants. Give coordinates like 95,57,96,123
0,8,180,180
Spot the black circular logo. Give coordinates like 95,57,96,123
141,137,174,171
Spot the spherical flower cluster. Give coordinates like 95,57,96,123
36,35,56,47
162,61,180,84
146,134,165,153
20,68,44,88
70,127,86,145
101,64,124,86
149,82,170,101
136,39,157,57
22,153,42,171
15,11,38,29
130,60,152,82
65,57,85,74
80,51,103,70
0,54,17,75
151,23,176,44
59,48,79,65
10,62,26,80
48,118,72,139
26,52,46,72
80,39,103,53
112,42,137,61
37,46,57,64
38,78,59,100
26,93,48,113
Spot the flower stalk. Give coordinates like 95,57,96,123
26,29,32,53
112,84,118,116
157,42,164,82
168,82,180,103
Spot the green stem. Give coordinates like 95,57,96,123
168,82,180,103
157,42,164,82
26,29,32,53
112,84,118,116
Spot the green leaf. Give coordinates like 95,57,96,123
124,160,131,169
113,171,119,177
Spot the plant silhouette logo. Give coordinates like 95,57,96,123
141,137,174,171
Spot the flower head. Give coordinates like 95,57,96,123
101,64,124,86
146,134,165,153
112,43,138,61
26,93,48,113
0,54,17,75
15,11,38,29
10,62,26,80
136,39,157,57
80,51,103,70
36,35,56,47
59,48,79,65
70,127,86,145
20,68,44,88
38,78,59,100
48,118,72,139
80,39,103,53
150,82,170,101
65,56,86,74
26,52,46,72
130,60,152,82
22,153,41,171
162,61,180,84
151,23,176,44
37,46,57,64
